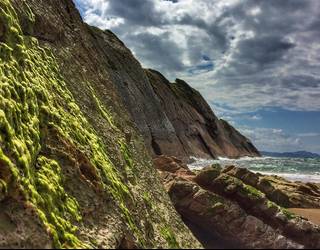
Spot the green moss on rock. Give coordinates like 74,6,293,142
0,1,146,247
33,156,84,248
281,208,296,220
161,227,180,249
242,184,265,200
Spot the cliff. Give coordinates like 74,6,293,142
146,70,260,159
86,21,260,160
0,0,201,248
0,0,264,249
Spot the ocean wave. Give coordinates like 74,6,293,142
188,156,320,183
218,156,272,161
253,171,320,183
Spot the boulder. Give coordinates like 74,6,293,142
193,164,222,187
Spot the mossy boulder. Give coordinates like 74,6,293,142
226,167,320,209
257,177,275,194
194,164,221,187
223,166,259,187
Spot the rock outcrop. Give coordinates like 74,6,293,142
146,70,261,159
83,21,260,160
0,0,202,248
223,166,320,209
154,156,320,249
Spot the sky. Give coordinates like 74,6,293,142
73,0,320,154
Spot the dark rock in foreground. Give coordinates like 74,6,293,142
154,156,320,249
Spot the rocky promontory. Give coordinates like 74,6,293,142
145,70,261,160
154,156,320,249
86,25,260,161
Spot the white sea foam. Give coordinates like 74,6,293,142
188,156,320,183
253,171,320,183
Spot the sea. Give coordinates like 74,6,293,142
188,156,320,183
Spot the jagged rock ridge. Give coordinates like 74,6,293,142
146,70,260,159
86,23,260,160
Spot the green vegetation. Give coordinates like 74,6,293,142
33,157,84,248
161,227,180,249
0,178,7,199
0,1,146,247
267,200,279,210
143,191,153,210
88,83,117,130
281,208,296,220
242,184,265,199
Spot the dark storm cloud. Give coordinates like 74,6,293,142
125,32,185,72
78,0,320,111
233,36,295,68
105,0,158,26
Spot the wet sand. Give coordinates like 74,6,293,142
289,208,320,225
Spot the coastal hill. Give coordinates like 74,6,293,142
262,151,320,158
1,0,319,249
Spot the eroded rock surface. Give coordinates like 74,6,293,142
154,156,320,249
146,70,261,160
223,166,320,208
0,1,202,248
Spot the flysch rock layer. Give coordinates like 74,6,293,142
154,156,320,249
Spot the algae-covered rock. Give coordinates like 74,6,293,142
155,157,320,249
164,177,304,249
0,0,202,248
194,165,222,187
224,166,320,209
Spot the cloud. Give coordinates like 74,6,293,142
239,126,304,152
76,0,320,112
74,0,320,153
297,133,320,138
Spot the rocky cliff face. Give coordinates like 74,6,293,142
85,19,260,160
0,0,202,248
0,0,263,248
146,70,260,159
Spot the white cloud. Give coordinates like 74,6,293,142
297,133,320,137
239,126,303,152
74,0,320,153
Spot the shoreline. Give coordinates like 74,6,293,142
289,209,320,226
188,156,320,183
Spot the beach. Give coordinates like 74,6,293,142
289,209,320,226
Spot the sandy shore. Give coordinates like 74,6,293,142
289,208,320,225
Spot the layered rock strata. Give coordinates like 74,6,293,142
154,156,320,249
